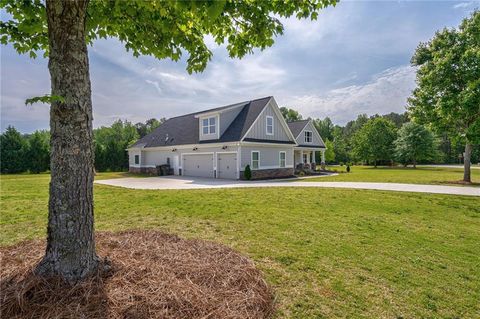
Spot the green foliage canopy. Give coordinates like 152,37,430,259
280,107,303,122
135,118,165,138
1,0,337,73
314,117,334,141
25,130,50,173
352,117,397,166
0,126,27,173
394,122,437,167
94,120,139,171
324,139,335,163
408,10,480,144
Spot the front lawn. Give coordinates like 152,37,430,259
306,165,480,186
1,173,479,318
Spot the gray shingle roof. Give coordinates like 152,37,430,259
131,96,273,148
286,120,309,138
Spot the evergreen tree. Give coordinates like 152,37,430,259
0,126,27,173
26,130,50,173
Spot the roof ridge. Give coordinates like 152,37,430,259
163,96,272,121
287,119,309,123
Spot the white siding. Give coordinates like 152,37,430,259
143,150,172,166
128,149,145,166
198,115,219,141
244,103,290,141
130,145,240,175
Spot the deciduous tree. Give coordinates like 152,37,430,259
352,118,397,167
314,117,334,141
408,11,479,182
1,0,337,281
280,107,303,122
394,122,437,168
324,139,335,163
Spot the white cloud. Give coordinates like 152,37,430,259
145,80,162,94
453,2,472,9
282,65,416,124
1,1,471,132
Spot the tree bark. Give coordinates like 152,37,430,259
413,158,417,169
463,143,472,183
35,0,99,282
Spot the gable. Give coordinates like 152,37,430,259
296,121,326,147
243,99,295,142
130,97,272,148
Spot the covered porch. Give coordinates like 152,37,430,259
294,147,326,171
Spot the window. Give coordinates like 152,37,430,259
304,130,312,143
266,116,274,135
202,117,216,135
134,155,139,165
251,151,259,169
279,151,286,168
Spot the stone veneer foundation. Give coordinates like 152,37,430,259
129,166,158,175
239,168,294,180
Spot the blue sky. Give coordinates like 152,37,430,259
1,1,478,133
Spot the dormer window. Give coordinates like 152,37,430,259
304,130,312,143
202,117,216,135
266,116,274,135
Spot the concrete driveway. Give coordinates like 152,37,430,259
95,175,480,196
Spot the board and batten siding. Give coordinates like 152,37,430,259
296,121,324,146
240,145,293,170
244,103,290,141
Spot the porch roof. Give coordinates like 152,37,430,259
294,145,326,149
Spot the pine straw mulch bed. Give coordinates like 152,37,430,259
1,230,275,319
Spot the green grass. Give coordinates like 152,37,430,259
1,173,479,318
306,165,480,186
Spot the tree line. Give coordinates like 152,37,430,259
280,106,479,167
0,118,164,174
3,109,477,174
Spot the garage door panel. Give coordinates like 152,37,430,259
217,153,237,179
183,154,214,178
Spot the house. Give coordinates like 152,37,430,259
127,96,326,180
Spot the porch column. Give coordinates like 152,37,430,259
300,150,304,164
311,151,316,164
321,149,326,170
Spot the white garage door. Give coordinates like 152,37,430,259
182,154,214,178
217,153,237,179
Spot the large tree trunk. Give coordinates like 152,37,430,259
35,0,99,282
463,143,472,183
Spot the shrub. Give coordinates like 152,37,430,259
244,165,252,180
346,165,351,173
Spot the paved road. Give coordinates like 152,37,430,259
96,176,480,196
419,164,480,169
